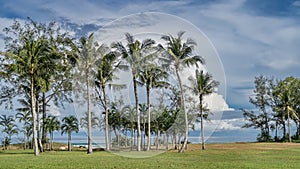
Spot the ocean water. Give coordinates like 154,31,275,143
5,110,262,146
49,110,260,147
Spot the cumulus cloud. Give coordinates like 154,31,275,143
0,0,299,111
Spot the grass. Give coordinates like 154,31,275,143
1,143,300,169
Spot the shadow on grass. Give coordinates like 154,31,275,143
0,150,34,155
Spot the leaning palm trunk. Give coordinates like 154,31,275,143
176,68,188,153
31,75,39,156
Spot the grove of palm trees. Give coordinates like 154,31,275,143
1,17,300,161
0,18,221,156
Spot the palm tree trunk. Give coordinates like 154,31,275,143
147,87,151,151
36,99,44,152
176,68,188,153
50,132,53,151
42,92,47,145
68,132,71,151
31,74,39,156
287,106,291,143
86,69,92,154
102,84,110,151
133,75,141,151
131,128,134,150
199,95,205,150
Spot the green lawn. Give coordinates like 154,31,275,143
1,143,300,169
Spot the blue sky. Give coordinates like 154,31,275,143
0,0,299,143
1,0,299,109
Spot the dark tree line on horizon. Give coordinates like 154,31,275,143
0,18,219,156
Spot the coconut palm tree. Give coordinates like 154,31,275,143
61,115,79,151
273,77,299,142
0,115,19,149
160,31,204,152
138,64,169,151
16,104,32,149
112,33,156,151
94,43,121,151
187,70,219,150
74,33,99,154
44,116,60,151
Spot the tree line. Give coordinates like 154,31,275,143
0,18,219,155
242,75,300,142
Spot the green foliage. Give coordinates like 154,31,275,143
243,75,300,142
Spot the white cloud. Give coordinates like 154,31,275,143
292,1,300,7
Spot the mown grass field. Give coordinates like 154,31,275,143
1,143,300,169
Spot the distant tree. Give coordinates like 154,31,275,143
242,76,273,142
44,116,60,151
0,115,18,149
15,104,32,149
61,115,79,151
80,112,100,129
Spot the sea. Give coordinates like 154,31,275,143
5,110,271,147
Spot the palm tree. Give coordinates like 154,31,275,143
112,33,155,151
273,77,299,142
94,43,121,151
44,116,60,151
75,33,98,154
187,70,219,150
16,106,32,149
0,115,19,149
61,115,79,151
160,31,204,152
138,64,169,151
80,112,100,129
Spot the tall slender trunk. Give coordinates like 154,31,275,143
36,98,43,152
133,74,141,151
199,95,205,150
176,68,188,153
42,92,47,145
23,133,26,150
68,132,71,151
287,106,291,143
166,132,169,150
282,117,286,139
31,74,39,156
131,128,134,150
86,69,92,154
102,84,110,151
147,86,151,151
50,132,53,151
